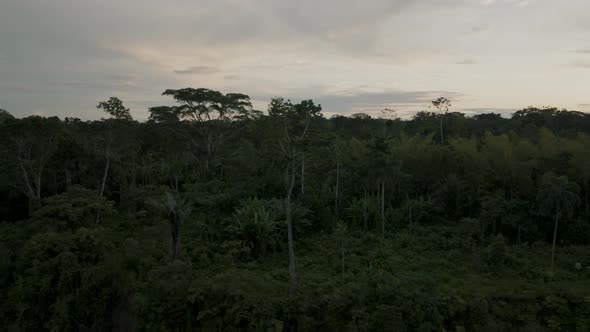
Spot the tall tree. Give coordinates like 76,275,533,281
96,97,133,120
432,97,451,144
161,88,257,176
537,172,580,272
4,116,62,213
269,97,322,295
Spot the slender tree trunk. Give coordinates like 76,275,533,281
341,239,345,279
363,189,368,230
301,153,305,194
18,159,35,200
65,168,71,186
96,149,110,224
18,159,40,214
585,180,589,212
170,218,179,259
99,154,110,199
409,203,413,234
334,161,340,215
286,152,297,295
440,116,444,145
551,209,560,272
35,171,42,201
381,180,385,238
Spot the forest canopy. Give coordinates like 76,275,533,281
1,89,590,331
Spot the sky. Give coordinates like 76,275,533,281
1,0,589,120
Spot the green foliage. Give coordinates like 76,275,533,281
33,185,115,230
96,96,133,120
2,92,590,330
230,197,283,258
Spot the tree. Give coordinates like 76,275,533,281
96,97,133,120
378,108,399,120
3,116,63,213
268,97,322,295
480,192,507,237
33,185,115,230
162,88,255,122
537,172,580,272
161,88,256,176
0,109,14,124
231,198,282,259
432,97,451,144
147,106,180,123
350,113,371,120
152,191,192,259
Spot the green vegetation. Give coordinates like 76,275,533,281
1,90,590,331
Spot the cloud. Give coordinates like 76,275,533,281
470,23,490,33
572,49,590,54
173,66,219,75
455,59,477,65
572,60,590,68
1,0,589,119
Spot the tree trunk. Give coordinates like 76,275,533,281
18,159,39,215
381,180,385,238
34,165,43,201
301,153,305,194
96,150,110,224
65,168,71,186
341,240,345,279
551,209,560,272
170,218,179,259
363,189,368,230
585,179,589,213
286,152,297,295
334,161,340,215
409,202,413,234
99,154,110,199
440,116,444,145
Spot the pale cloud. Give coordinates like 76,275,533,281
470,23,491,33
572,60,590,69
455,59,477,65
173,66,220,75
0,0,589,119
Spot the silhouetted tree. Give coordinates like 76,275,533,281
96,97,133,120
432,97,451,144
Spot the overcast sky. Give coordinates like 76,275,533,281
1,0,589,120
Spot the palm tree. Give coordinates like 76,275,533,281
536,172,580,272
154,191,192,259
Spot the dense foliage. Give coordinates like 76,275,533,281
1,91,589,331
